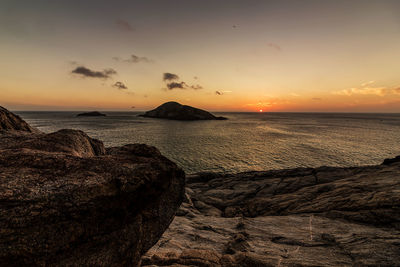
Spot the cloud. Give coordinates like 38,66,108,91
167,82,187,90
361,80,375,87
114,54,153,63
334,87,386,96
190,84,203,90
113,81,128,90
332,81,400,96
163,73,179,81
216,91,223,95
115,19,134,32
163,72,203,90
312,97,322,101
71,66,117,79
267,43,281,51
334,86,400,96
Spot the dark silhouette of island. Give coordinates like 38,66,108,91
77,111,106,117
140,101,227,120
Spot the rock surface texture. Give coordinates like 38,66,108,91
0,107,185,266
140,102,227,120
142,160,400,266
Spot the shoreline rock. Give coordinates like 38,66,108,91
140,102,227,121
0,106,185,266
142,158,400,266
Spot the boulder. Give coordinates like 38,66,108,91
140,102,227,121
0,106,185,266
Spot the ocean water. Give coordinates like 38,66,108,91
16,111,400,174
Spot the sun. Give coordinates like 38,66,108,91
259,109,263,112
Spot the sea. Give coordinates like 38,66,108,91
16,111,400,174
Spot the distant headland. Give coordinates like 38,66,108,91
76,111,106,117
140,101,227,121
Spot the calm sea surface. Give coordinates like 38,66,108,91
16,111,400,174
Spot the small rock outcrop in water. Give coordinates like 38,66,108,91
0,106,185,266
143,161,400,266
140,102,227,120
77,111,106,117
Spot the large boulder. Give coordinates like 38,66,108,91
140,102,227,121
0,106,185,266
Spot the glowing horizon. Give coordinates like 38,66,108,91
1,0,400,112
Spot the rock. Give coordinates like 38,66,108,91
382,155,400,165
140,102,227,121
0,106,185,266
77,111,106,117
142,158,400,266
0,106,37,132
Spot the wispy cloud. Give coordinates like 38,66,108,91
113,81,128,90
267,43,281,51
167,82,187,90
334,81,400,96
215,90,232,95
71,66,117,79
162,72,203,90
361,80,375,87
163,73,179,81
114,54,153,63
115,19,134,32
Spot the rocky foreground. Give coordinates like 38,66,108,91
142,161,400,266
1,106,399,266
0,107,185,266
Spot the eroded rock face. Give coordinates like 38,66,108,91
140,102,227,120
0,106,185,266
143,161,400,266
0,106,37,132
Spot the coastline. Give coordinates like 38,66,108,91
142,158,400,266
1,106,399,266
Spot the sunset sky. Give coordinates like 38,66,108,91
1,0,400,112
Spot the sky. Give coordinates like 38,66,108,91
1,0,400,112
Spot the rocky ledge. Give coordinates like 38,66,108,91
0,107,185,266
142,158,400,266
140,102,227,121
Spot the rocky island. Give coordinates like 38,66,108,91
76,111,106,117
0,106,185,266
140,102,227,121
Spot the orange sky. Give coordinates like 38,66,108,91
1,0,400,112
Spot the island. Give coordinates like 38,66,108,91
140,101,227,120
76,111,106,117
